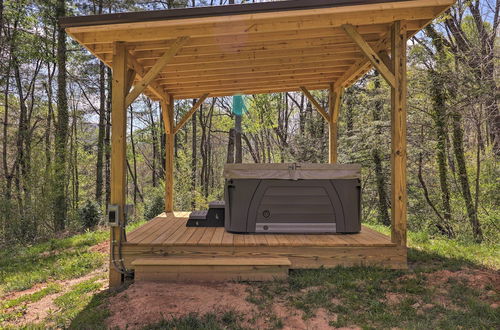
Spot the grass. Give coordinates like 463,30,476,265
366,223,500,270
0,230,107,295
244,224,500,329
0,220,146,296
0,220,146,328
1,220,497,329
47,275,108,328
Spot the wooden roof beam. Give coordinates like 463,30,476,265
174,84,328,100
173,94,209,134
300,87,330,122
127,54,170,103
126,36,190,107
334,30,391,90
72,6,447,44
171,76,335,96
342,24,395,88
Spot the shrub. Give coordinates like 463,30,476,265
144,193,164,221
78,200,101,229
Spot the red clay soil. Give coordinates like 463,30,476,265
106,282,341,329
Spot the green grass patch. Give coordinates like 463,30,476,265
245,225,499,329
365,223,500,269
0,222,146,296
0,229,109,295
48,276,109,329
1,283,62,310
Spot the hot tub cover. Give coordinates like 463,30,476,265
224,163,360,180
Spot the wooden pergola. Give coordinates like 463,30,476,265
62,0,455,286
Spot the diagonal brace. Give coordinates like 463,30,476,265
126,36,190,107
300,86,330,122
342,24,396,88
173,94,209,134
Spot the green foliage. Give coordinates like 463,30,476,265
144,186,166,220
78,200,102,229
49,276,107,328
0,229,108,295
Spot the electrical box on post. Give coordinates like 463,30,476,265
107,204,121,227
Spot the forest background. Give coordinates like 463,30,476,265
0,0,498,248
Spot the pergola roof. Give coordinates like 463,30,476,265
62,0,454,100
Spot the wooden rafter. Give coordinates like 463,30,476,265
173,94,209,134
300,87,329,121
127,54,170,102
342,24,395,88
126,36,190,107
333,32,390,90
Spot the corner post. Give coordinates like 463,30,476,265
109,41,128,288
390,21,408,247
163,95,175,213
328,84,343,164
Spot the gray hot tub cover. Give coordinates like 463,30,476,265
223,163,360,180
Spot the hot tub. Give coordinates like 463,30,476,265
224,163,361,234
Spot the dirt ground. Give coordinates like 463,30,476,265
3,239,498,329
106,281,340,330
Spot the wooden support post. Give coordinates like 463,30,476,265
390,21,408,247
162,95,175,213
328,84,343,164
109,41,128,288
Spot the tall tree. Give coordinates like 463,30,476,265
53,0,68,231
425,25,455,238
95,0,106,204
371,72,390,226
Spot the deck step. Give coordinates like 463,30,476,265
131,257,291,282
186,201,225,227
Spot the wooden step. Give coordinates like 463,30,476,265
132,257,291,282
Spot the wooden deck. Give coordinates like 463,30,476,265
122,212,407,270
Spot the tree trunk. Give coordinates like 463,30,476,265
451,110,483,242
53,0,68,231
226,127,235,163
372,72,391,226
235,113,242,163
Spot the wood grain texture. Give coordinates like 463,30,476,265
164,95,174,212
65,0,453,100
390,21,408,247
126,213,395,248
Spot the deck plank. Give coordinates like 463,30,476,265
221,230,234,246
186,226,207,245
132,217,169,244
244,234,258,247
150,218,185,245
233,233,246,246
126,215,394,247
162,222,190,245
263,234,279,246
209,228,225,246
198,227,215,246
173,227,197,245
